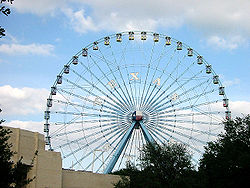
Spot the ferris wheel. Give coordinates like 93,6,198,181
44,31,231,174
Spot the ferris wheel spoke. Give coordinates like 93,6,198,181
52,110,124,119
94,48,134,108
61,76,126,114
53,99,123,117
144,60,196,112
155,88,217,113
52,120,119,138
141,46,177,109
139,41,156,109
72,126,128,169
95,126,133,172
156,111,221,118
61,124,128,159
156,120,218,136
142,49,185,109
69,68,128,114
57,88,125,115
156,122,207,145
159,99,222,115
86,55,131,112
147,76,211,113
115,40,137,108
77,61,130,113
54,120,127,150
148,124,203,154
145,125,164,144
83,126,129,171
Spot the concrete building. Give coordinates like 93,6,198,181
4,126,121,188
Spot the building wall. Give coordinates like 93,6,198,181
4,126,120,188
62,169,121,188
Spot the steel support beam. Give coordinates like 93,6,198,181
104,121,136,174
140,121,155,143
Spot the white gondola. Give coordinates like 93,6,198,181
64,65,70,74
213,75,219,84
47,98,52,107
223,98,229,107
153,33,159,42
187,48,193,56
197,55,203,65
72,56,78,65
225,111,231,120
219,86,225,95
82,48,88,57
129,31,135,40
116,33,122,42
177,41,182,50
141,31,147,40
104,37,110,45
44,111,50,120
206,65,212,74
165,36,171,45
44,123,49,133
93,41,98,50
45,136,51,145
51,86,56,95
57,75,62,84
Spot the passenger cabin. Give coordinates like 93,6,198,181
177,41,182,50
104,37,110,45
45,136,51,145
44,111,50,120
64,65,70,74
57,75,62,84
72,56,78,65
213,75,219,84
47,98,52,107
44,123,49,133
225,111,231,120
51,86,56,95
197,55,203,65
165,36,171,45
129,32,135,40
153,33,159,42
116,33,122,42
223,98,229,107
187,48,193,56
93,42,98,50
141,32,147,40
219,86,225,95
82,48,88,57
206,65,212,74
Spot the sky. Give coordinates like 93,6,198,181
0,0,250,134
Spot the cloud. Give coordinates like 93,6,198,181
4,120,44,134
12,0,250,40
0,43,55,56
13,0,66,15
0,85,49,116
206,36,246,50
230,101,250,117
223,78,240,87
63,8,98,33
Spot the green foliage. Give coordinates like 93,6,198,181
0,109,37,188
199,115,250,188
113,142,197,188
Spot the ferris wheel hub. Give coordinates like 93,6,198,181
132,111,143,121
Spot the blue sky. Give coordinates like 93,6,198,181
0,0,250,133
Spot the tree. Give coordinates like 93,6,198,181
199,115,250,188
0,108,36,188
113,142,198,188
